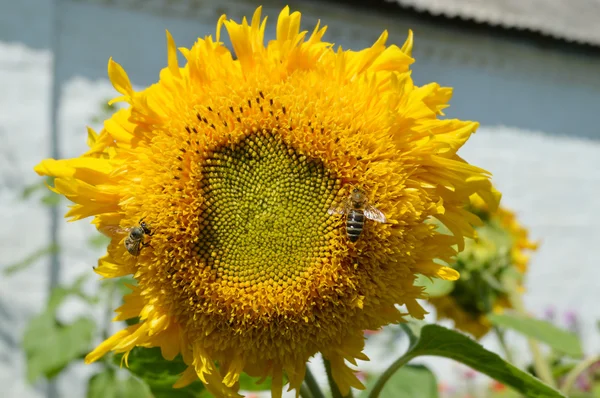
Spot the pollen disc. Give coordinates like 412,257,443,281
196,132,340,289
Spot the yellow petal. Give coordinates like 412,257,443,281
104,108,137,144
156,324,181,361
113,286,144,321
401,29,414,56
85,325,140,364
166,30,181,78
95,257,134,278
192,343,242,397
326,354,365,396
285,360,306,393
271,366,284,398
107,57,133,98
223,356,244,387
34,158,113,180
437,266,460,281
173,366,198,388
86,126,99,147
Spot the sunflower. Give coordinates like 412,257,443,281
430,193,537,339
35,6,498,397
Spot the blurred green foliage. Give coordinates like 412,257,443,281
23,276,97,382
405,325,565,397
362,365,439,398
87,368,152,398
3,243,59,276
238,372,274,392
88,234,111,250
415,274,454,298
114,348,205,398
488,313,583,358
21,176,62,206
90,102,117,124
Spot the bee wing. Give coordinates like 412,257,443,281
98,225,130,237
364,205,387,223
327,198,349,216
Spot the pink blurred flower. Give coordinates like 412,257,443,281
438,382,454,393
543,306,556,321
355,371,368,383
490,380,506,391
464,369,477,380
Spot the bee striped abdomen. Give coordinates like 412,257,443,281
347,209,365,242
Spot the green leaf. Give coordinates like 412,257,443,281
416,274,454,298
3,244,59,276
488,313,583,358
238,372,272,391
368,325,565,398
410,325,564,397
363,365,438,398
22,279,98,382
88,368,152,398
115,347,205,398
23,313,95,382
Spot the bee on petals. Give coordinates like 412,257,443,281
100,218,153,256
328,188,387,242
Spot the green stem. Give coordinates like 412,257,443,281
560,355,600,394
324,358,353,398
367,353,415,398
493,326,514,363
399,323,418,346
299,383,314,398
506,282,556,388
304,365,325,398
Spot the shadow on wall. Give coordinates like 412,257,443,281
1,0,600,140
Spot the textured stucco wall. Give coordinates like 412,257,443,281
1,0,599,397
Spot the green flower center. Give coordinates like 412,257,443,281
196,132,341,288
451,217,516,314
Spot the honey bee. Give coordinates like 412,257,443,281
328,188,387,242
100,219,153,256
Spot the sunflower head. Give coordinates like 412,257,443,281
35,6,498,397
430,191,538,339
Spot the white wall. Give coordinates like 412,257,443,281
1,0,599,396
0,1,54,396
461,126,600,350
